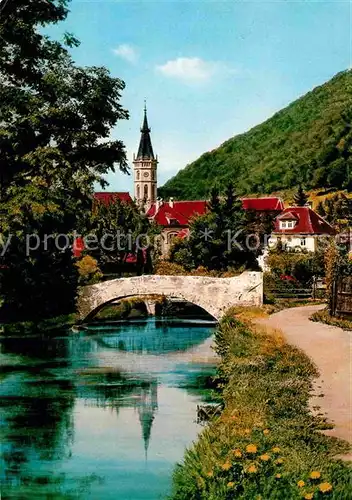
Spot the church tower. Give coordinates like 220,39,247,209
133,104,158,208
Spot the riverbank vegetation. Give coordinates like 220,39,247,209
310,309,352,331
0,313,78,336
170,309,351,499
0,0,129,323
90,298,149,322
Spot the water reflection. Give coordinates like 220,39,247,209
0,317,215,499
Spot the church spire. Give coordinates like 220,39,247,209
137,103,154,160
133,103,158,208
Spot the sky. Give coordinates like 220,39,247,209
49,0,351,193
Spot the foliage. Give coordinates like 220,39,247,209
315,193,352,230
160,70,352,199
88,199,160,275
293,185,309,206
0,0,128,320
154,261,190,275
265,247,325,284
154,261,239,277
169,185,260,272
0,313,78,335
170,311,351,500
75,255,103,285
324,241,352,314
0,184,81,320
91,298,148,321
310,308,352,331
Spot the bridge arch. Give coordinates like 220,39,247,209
81,293,217,322
77,273,263,323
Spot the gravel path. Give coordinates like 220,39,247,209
259,305,351,447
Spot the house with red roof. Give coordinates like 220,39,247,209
146,198,208,255
269,206,336,252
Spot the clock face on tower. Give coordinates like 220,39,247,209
143,171,149,178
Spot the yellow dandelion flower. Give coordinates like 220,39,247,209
221,462,232,471
272,447,280,453
260,454,270,461
247,464,257,474
297,480,305,488
227,481,235,488
304,494,314,500
275,458,284,465
319,482,332,493
275,474,281,479
233,449,242,458
263,429,270,435
207,471,213,478
310,471,321,480
246,444,257,454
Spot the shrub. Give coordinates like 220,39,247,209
154,261,188,275
76,255,103,285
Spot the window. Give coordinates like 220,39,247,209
300,237,306,246
136,170,140,180
144,184,148,199
136,184,140,199
280,220,295,229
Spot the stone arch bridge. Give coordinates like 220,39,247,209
77,272,263,322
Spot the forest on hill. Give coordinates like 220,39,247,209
159,70,351,200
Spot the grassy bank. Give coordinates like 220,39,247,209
310,309,352,331
91,298,149,322
170,309,351,500
0,313,78,336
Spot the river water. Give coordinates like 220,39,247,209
0,317,216,499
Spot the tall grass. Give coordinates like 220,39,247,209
169,309,351,499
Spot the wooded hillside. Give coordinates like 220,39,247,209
159,70,351,199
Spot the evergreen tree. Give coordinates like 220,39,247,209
316,201,326,217
209,186,221,214
170,186,259,272
293,185,309,206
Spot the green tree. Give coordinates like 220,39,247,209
88,200,160,276
0,0,129,321
316,201,326,217
170,185,259,272
293,185,309,206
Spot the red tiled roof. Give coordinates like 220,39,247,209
241,197,284,211
94,192,132,204
273,207,336,235
147,200,207,226
277,211,298,221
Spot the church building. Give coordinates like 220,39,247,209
133,106,208,255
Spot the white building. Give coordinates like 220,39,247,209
269,206,336,252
